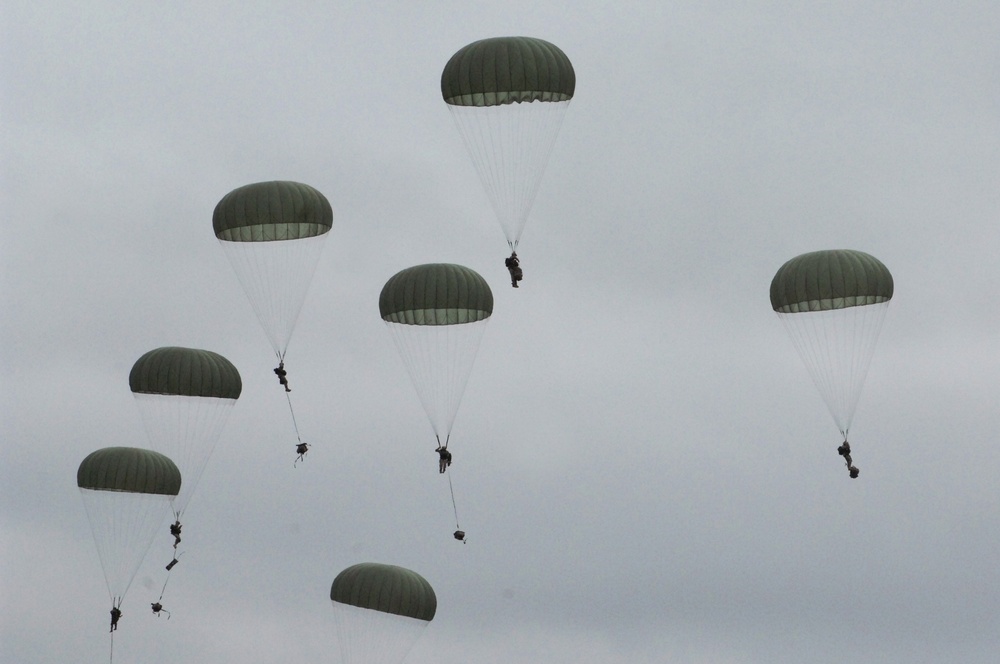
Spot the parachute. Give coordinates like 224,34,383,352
442,37,575,270
770,250,893,471
129,347,241,523
330,562,436,664
380,263,493,537
77,447,181,608
379,264,493,450
214,181,331,453
213,181,332,361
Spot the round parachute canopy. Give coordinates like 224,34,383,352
77,447,181,496
770,249,893,438
442,36,575,107
130,346,242,399
331,563,437,622
213,181,332,243
770,249,894,314
379,264,494,326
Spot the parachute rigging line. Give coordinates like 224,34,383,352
447,472,461,530
285,391,304,445
159,574,170,603
158,551,181,600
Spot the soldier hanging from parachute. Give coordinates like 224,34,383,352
213,181,333,464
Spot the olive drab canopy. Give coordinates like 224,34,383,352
331,563,437,621
213,180,332,243
77,447,182,495
130,347,241,520
379,264,493,448
213,181,332,359
442,37,575,252
441,36,576,107
379,263,494,325
130,347,242,399
329,563,436,664
770,250,893,438
770,250,894,314
77,447,180,604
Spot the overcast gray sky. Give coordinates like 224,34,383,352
3,2,1000,662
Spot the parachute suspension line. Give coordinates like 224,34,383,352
448,102,570,248
219,231,329,360
777,302,889,437
385,320,487,445
158,567,172,603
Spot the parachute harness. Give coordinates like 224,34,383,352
837,439,860,479
505,251,523,288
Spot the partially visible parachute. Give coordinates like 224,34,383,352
330,562,436,664
213,181,332,361
129,347,241,522
77,447,181,607
442,37,575,265
771,249,893,473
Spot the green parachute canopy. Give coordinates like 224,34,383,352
770,249,894,314
213,181,333,243
77,447,181,496
379,264,494,326
129,347,242,399
442,36,576,107
331,563,437,621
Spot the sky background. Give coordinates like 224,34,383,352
3,2,1000,662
